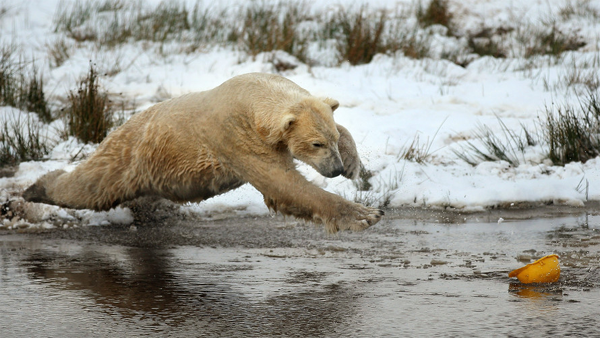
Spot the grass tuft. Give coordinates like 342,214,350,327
525,23,586,58
64,63,113,144
0,43,19,108
399,118,445,163
454,118,536,167
135,1,191,44
21,66,52,123
417,0,453,34
350,168,402,208
46,37,72,68
560,0,600,20
468,35,507,59
0,44,53,123
53,0,98,41
0,43,55,167
331,6,387,65
399,133,435,163
457,92,600,167
399,31,432,59
240,2,309,62
0,114,55,167
545,92,600,165
189,3,230,49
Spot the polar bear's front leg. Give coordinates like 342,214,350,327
241,156,383,233
336,124,361,180
262,184,383,233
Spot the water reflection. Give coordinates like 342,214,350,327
13,242,357,336
25,247,192,323
1,214,600,337
508,283,563,300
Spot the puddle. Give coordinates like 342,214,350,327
1,214,599,337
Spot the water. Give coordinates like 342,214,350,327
1,214,599,337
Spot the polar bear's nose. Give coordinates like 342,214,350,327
321,155,344,178
329,166,344,178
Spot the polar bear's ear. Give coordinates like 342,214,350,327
322,98,339,112
281,114,297,131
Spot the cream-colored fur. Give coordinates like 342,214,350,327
23,73,383,232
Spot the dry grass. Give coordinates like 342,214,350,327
559,0,600,20
398,118,446,163
0,43,19,108
47,38,73,68
454,121,534,167
50,0,594,69
240,2,309,61
467,31,507,59
523,22,586,58
457,92,600,167
0,44,52,123
350,169,402,208
417,0,454,34
21,66,52,123
0,114,55,167
330,6,387,65
545,93,600,165
398,133,436,163
63,64,113,144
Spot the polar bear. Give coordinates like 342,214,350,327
23,73,383,232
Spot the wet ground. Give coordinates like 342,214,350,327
1,209,600,337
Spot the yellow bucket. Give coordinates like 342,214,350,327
508,254,560,284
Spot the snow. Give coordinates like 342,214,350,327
1,0,600,229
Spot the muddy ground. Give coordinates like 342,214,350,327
1,204,600,337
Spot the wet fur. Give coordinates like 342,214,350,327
23,73,383,232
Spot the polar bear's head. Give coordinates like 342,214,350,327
281,97,344,178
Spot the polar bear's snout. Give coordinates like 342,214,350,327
318,149,344,178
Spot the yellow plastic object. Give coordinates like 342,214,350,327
508,254,560,284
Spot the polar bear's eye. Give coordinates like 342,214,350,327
312,142,324,148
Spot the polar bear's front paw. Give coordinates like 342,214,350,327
348,204,384,231
326,203,384,233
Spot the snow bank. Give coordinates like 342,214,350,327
1,0,599,228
